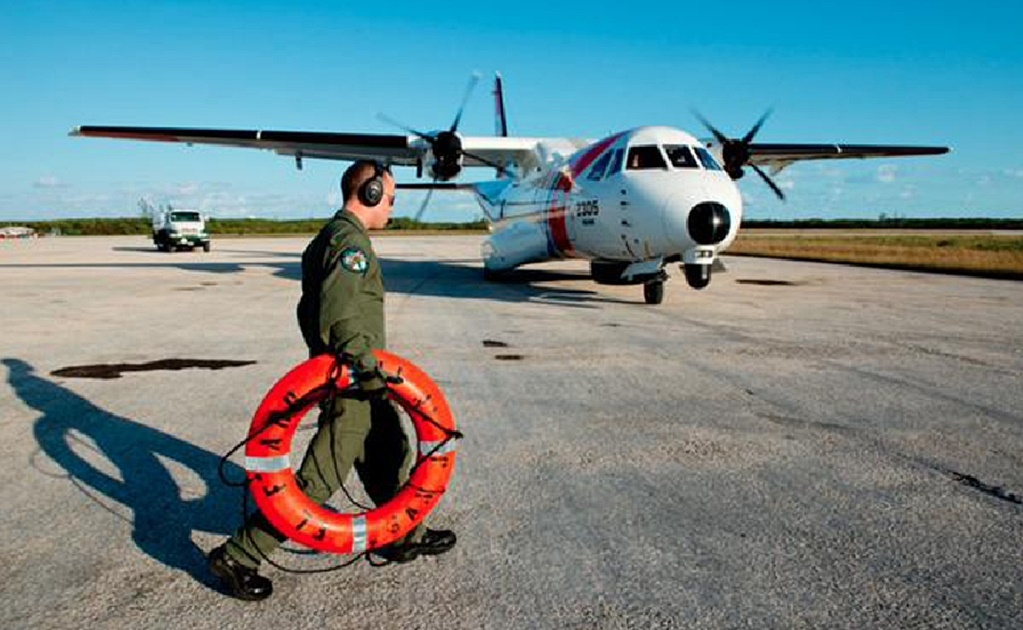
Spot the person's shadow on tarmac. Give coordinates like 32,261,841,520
6,357,246,588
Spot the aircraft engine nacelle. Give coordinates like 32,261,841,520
429,130,464,181
688,202,731,245
482,220,550,274
590,260,662,286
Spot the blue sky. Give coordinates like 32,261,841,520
2,0,1021,222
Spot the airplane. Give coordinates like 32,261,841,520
71,73,949,305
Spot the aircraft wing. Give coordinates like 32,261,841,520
748,143,950,173
460,136,583,173
70,125,555,172
70,126,422,165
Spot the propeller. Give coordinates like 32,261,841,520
413,187,434,224
449,72,481,134
378,73,510,223
377,73,509,182
693,109,785,201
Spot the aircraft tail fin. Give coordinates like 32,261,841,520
493,73,508,138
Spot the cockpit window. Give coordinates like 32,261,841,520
664,145,699,169
607,149,624,175
626,145,667,170
695,147,723,171
586,151,613,181
170,211,201,222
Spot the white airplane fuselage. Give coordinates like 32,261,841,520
478,126,742,286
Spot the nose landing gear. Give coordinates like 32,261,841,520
684,263,712,289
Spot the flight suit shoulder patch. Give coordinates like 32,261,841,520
339,247,369,274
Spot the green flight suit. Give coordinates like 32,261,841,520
225,210,422,568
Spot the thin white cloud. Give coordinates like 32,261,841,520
34,175,70,189
877,165,898,184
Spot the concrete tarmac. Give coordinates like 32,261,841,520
2,235,1021,629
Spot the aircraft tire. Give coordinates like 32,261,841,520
643,280,664,305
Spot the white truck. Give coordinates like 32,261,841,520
152,209,211,252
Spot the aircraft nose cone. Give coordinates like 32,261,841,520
687,202,731,245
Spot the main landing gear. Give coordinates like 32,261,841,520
641,264,712,305
643,280,664,305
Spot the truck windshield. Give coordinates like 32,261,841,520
170,212,201,222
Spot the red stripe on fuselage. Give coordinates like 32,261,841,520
546,172,574,255
545,133,623,255
569,132,623,178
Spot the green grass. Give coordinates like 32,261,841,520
730,232,1023,279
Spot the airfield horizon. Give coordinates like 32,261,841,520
6,225,1021,282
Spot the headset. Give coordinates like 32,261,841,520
342,160,388,207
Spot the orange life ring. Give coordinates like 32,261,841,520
244,350,457,554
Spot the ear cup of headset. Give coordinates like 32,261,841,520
358,162,386,207
359,176,384,207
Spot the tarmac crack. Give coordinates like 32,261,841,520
738,376,1023,511
937,467,1023,507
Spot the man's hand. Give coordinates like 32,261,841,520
351,367,403,400
356,370,389,400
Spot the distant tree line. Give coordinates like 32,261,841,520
0,217,489,236
0,218,153,236
744,217,1023,230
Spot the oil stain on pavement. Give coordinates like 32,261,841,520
51,359,256,380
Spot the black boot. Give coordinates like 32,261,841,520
208,545,273,601
373,528,457,563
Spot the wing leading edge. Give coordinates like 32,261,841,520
70,125,551,172
748,142,950,173
71,125,419,165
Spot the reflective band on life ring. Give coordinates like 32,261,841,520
244,350,457,555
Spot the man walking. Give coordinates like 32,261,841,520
209,160,456,601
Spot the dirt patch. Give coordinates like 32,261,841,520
494,354,524,361
482,340,509,348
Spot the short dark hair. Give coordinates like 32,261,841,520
340,160,390,201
